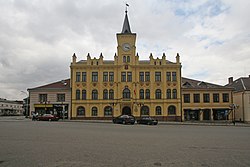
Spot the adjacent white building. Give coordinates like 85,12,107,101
0,98,24,116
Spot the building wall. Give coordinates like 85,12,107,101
243,91,250,122
233,92,243,121
29,89,71,118
182,89,233,121
70,33,182,121
0,99,23,116
232,91,250,122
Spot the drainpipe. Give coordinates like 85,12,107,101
179,61,182,122
242,91,245,122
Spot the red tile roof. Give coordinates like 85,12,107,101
28,79,70,91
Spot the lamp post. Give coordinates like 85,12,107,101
109,102,116,118
21,91,28,118
230,103,239,125
137,102,144,117
61,101,65,120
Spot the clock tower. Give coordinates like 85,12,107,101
116,10,137,65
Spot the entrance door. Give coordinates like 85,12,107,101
203,109,210,120
122,106,131,115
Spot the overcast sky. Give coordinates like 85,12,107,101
1,0,250,100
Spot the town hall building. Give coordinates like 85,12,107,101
70,10,182,121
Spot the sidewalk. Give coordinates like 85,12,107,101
2,116,250,127
62,119,250,127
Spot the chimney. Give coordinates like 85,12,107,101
228,77,233,84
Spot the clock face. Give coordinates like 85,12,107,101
122,43,131,52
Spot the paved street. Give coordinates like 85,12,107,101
0,117,250,167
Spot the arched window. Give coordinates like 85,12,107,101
77,106,85,116
109,89,114,99
127,56,130,62
145,89,150,99
82,90,86,100
156,106,162,115
76,89,80,100
123,56,126,63
104,106,112,116
103,89,108,100
167,89,171,99
123,88,130,99
141,106,150,116
91,107,98,116
139,89,144,99
168,105,176,115
155,89,162,99
92,89,98,100
173,89,177,99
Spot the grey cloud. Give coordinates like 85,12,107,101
0,0,250,100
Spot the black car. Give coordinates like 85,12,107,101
113,115,135,125
137,117,158,125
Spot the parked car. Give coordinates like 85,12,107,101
37,114,59,121
137,117,158,125
113,115,135,125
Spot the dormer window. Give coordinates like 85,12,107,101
183,82,191,87
198,81,207,87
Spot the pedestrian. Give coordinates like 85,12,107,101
32,112,36,121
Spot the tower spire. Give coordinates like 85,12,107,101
121,3,132,34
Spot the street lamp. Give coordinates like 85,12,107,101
61,101,65,120
137,102,144,117
109,102,116,117
21,91,29,118
229,103,239,125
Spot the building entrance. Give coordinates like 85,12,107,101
122,106,131,115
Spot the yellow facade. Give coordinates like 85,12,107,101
182,78,233,121
70,11,182,121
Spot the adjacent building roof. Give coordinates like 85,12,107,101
182,77,231,90
0,98,23,104
225,76,250,92
28,79,70,91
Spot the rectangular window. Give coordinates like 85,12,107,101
39,94,47,102
92,72,98,82
57,94,65,102
213,93,219,103
166,72,171,81
139,72,144,82
127,72,132,82
184,94,190,103
172,72,177,81
203,93,210,103
223,93,229,102
109,72,114,82
155,72,161,82
145,72,150,82
76,72,80,82
121,72,126,82
103,72,108,82
82,72,86,82
193,94,200,103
